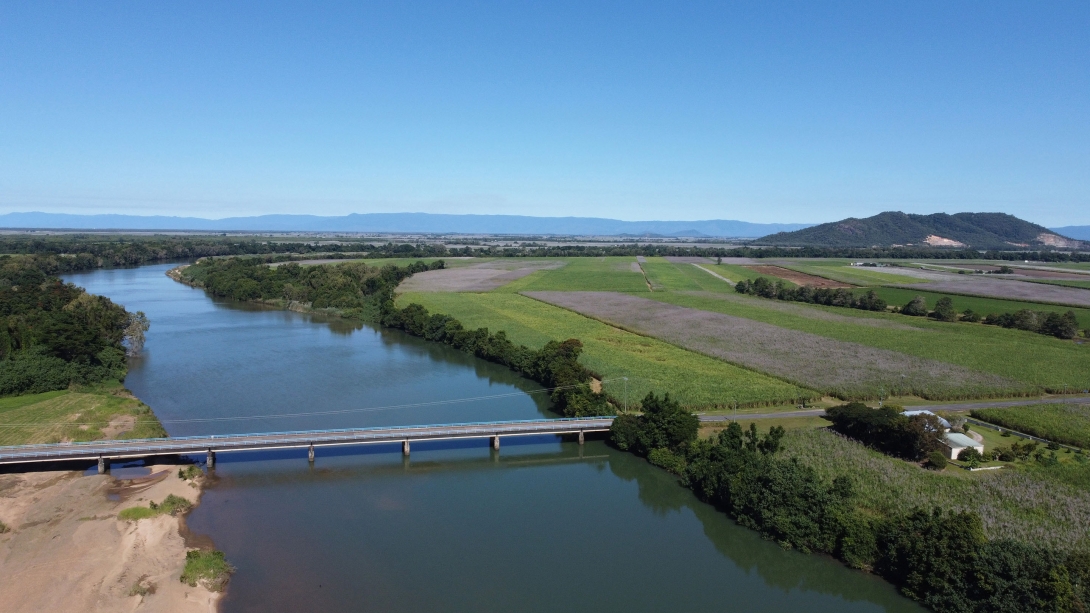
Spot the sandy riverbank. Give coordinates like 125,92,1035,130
0,465,220,612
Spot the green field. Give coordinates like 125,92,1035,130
398,291,816,408
783,427,1090,550
641,260,737,292
778,261,930,286
495,257,650,293
0,383,167,446
645,291,1090,393
1027,279,1090,290
860,287,1090,327
971,403,1090,449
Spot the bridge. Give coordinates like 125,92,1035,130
0,417,615,473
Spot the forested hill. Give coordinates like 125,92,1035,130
757,212,1085,249
0,257,143,396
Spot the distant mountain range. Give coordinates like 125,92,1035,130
757,212,1085,249
0,212,810,238
1051,226,1090,241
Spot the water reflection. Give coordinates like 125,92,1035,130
64,264,923,613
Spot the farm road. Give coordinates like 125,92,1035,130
698,395,1090,422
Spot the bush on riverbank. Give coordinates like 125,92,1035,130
610,409,1090,612
180,549,235,592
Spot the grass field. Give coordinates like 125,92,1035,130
783,428,1090,551
860,287,1090,327
1027,279,1090,290
777,261,931,286
641,259,738,293
530,291,1027,400
645,291,1089,394
398,291,815,408
971,403,1090,449
495,257,650,293
0,382,167,446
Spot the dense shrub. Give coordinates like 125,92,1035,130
0,258,135,395
823,402,945,461
611,412,1090,612
927,451,948,470
901,295,929,316
984,309,1079,339
735,278,888,312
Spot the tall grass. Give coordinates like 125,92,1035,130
0,383,167,446
972,403,1090,449
783,428,1090,551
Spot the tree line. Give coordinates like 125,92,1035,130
0,256,145,396
734,275,1085,339
610,395,1090,613
180,257,614,417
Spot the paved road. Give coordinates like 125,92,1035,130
0,417,614,465
698,395,1090,422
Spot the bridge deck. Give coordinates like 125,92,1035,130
0,417,615,465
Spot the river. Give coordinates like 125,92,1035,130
64,263,923,613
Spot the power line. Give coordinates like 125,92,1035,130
0,377,630,429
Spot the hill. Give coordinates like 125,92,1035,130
757,212,1084,249
0,212,810,238
1051,226,1090,241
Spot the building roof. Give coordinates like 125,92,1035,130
904,409,951,428
944,432,981,448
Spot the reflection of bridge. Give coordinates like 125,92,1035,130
0,417,615,473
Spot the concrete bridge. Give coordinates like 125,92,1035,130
0,417,615,473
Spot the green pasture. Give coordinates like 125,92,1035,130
398,291,815,408
645,291,1090,394
861,287,1090,327
640,259,736,293
971,403,1090,449
496,257,650,293
0,383,166,446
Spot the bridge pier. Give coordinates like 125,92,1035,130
207,449,215,469
402,440,410,456
578,431,585,445
491,435,500,451
308,444,315,463
97,456,108,474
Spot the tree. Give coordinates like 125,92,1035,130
931,297,957,322
901,296,928,316
123,311,150,357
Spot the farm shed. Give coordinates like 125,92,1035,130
942,432,984,460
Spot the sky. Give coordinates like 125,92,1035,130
1,1,1087,226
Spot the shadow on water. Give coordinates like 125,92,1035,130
606,448,923,611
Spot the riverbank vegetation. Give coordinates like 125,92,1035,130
0,382,166,445
611,405,1090,612
118,494,193,521
179,550,234,592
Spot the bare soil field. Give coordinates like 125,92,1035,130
0,466,218,613
892,277,1090,308
525,291,1023,399
398,260,565,292
744,265,854,288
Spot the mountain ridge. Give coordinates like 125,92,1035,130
0,212,809,237
757,212,1084,249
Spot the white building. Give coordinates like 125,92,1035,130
942,432,984,460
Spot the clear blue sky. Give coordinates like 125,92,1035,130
1,1,1087,225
